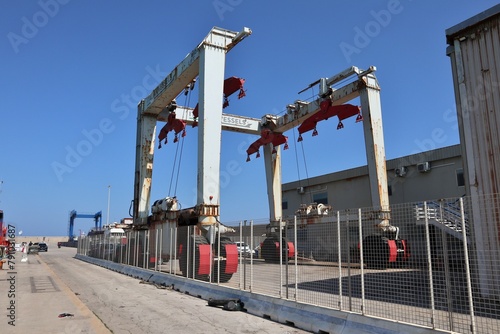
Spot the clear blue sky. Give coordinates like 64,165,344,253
1,1,497,236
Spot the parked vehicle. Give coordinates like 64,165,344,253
235,241,255,257
28,243,39,254
38,242,48,252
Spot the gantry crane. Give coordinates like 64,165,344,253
242,65,405,264
68,210,102,241
133,26,404,279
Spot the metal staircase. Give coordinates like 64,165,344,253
414,200,471,243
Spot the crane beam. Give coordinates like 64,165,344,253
141,27,252,116
158,107,261,135
268,66,376,134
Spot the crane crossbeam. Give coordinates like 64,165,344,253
68,210,102,241
158,107,261,135
266,66,378,134
141,27,251,116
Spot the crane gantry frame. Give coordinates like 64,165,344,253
133,26,393,234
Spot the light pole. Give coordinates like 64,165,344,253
106,185,111,226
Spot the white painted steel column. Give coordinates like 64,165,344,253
264,145,282,222
197,39,226,225
358,76,390,226
133,103,157,225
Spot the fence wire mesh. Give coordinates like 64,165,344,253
78,194,500,334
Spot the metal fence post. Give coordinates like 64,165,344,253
346,210,352,311
155,227,159,271
239,221,243,289
159,225,163,270
126,232,130,265
145,230,149,269
188,226,193,279
250,220,254,293
359,208,365,315
439,201,454,331
424,201,436,329
214,225,219,284
101,234,104,260
337,210,343,311
294,216,298,302
134,230,138,267
279,218,283,298
243,220,247,289
460,197,476,333
172,225,176,275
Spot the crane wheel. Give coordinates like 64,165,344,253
261,236,290,263
212,237,234,283
363,235,390,269
179,235,210,280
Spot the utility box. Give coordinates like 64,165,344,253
446,4,500,298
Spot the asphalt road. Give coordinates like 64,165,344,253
40,247,311,334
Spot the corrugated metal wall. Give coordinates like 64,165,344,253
446,4,500,298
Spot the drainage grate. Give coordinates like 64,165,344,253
30,276,60,293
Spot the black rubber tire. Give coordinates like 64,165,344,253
261,236,290,263
212,237,234,283
362,235,389,269
179,235,209,280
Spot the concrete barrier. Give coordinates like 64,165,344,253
75,255,447,334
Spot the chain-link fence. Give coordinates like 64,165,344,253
77,194,500,334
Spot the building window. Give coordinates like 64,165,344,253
388,184,392,196
456,168,465,187
312,192,328,205
282,200,288,210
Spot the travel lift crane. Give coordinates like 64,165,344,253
134,27,406,282
249,66,408,267
68,210,102,242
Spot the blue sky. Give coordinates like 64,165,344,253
1,1,498,236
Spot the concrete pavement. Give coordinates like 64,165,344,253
1,246,309,334
0,248,111,333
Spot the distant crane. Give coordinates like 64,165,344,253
68,210,102,242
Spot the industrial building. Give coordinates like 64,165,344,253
282,144,464,215
446,3,500,299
